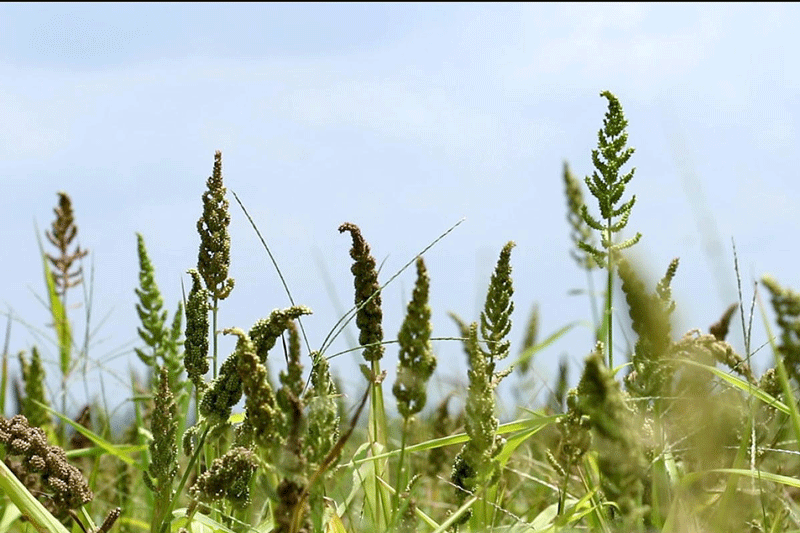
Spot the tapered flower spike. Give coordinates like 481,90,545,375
516,303,539,376
277,319,306,443
184,269,210,392
197,151,235,301
145,367,178,486
19,347,51,433
574,343,647,523
480,241,515,364
134,234,184,392
578,91,642,368
578,91,641,267
393,257,436,419
762,275,800,382
134,233,167,368
144,366,179,532
305,351,340,468
563,162,597,270
450,323,504,527
710,303,739,342
45,192,88,299
339,222,384,362
618,256,678,399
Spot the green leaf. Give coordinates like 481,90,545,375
170,510,237,533
37,237,71,377
0,459,71,533
496,422,548,469
35,400,141,467
350,414,559,465
683,468,800,490
513,321,580,371
677,359,790,415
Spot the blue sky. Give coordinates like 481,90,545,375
2,3,799,418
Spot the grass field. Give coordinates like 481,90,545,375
2,91,799,533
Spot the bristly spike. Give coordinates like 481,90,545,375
338,222,384,363
45,192,88,299
578,91,641,368
197,151,235,301
393,257,437,419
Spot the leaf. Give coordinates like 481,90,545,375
513,321,580,371
677,359,790,415
35,400,141,466
169,510,237,533
0,459,71,533
325,513,348,533
349,414,559,465
496,422,548,469
37,236,71,376
323,499,348,533
683,469,800,490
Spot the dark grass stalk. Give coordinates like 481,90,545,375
41,193,90,445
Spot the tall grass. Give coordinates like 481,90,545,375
2,91,800,533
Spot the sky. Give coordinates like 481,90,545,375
1,3,799,421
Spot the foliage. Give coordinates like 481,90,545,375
6,94,800,533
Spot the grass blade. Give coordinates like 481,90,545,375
0,458,71,533
512,321,581,371
35,400,140,466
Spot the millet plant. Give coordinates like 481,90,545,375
5,90,800,533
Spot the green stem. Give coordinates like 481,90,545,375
394,417,409,512
212,296,219,379
159,426,209,533
368,359,390,529
557,455,573,516
60,291,68,445
606,219,614,369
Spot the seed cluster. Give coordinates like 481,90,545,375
0,415,92,510
190,446,257,510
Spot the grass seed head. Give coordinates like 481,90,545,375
394,256,436,419
339,222,384,362
184,269,211,391
0,414,93,511
197,150,235,301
